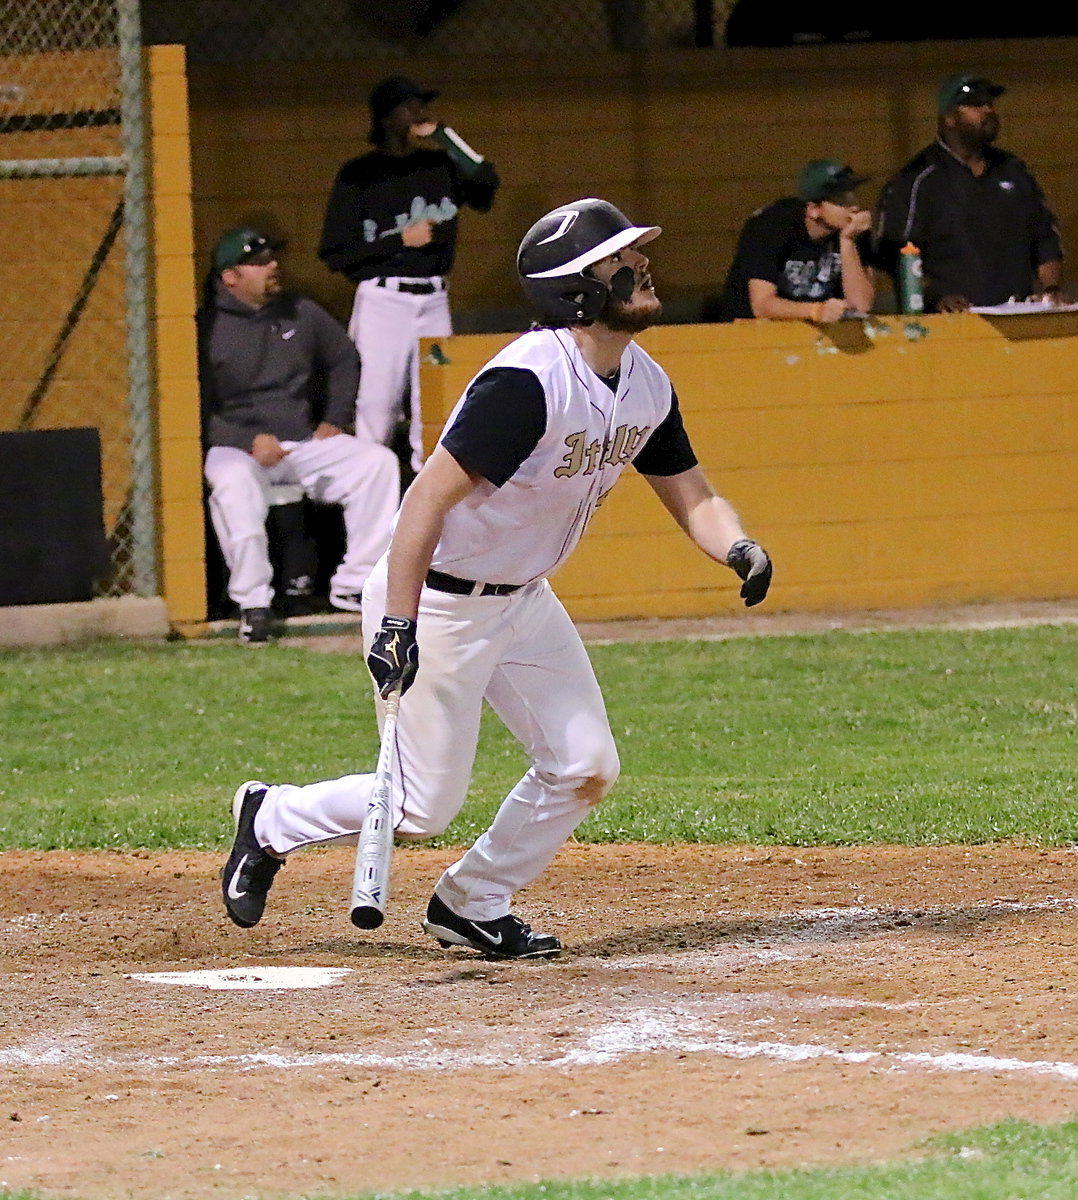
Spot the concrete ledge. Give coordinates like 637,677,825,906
0,596,172,648
174,609,360,642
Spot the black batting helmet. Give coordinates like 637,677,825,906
516,198,661,324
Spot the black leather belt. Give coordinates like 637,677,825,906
426,568,522,597
376,277,443,295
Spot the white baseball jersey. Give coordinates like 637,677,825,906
433,327,683,585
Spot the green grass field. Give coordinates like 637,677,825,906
358,1119,1078,1199
0,624,1074,850
1,623,1075,1200
2,1119,1077,1200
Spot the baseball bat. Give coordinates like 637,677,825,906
349,686,401,929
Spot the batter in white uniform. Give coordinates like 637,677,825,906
222,198,774,958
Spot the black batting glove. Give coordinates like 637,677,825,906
367,615,419,698
726,538,773,608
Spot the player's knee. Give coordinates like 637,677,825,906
574,746,620,808
393,827,434,842
395,811,453,839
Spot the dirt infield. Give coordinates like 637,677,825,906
3,842,1077,1199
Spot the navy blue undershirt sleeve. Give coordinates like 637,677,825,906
632,388,698,476
441,367,548,487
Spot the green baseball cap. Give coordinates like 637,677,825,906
937,73,1005,114
212,227,285,273
797,159,869,203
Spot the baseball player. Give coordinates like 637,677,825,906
223,197,773,957
319,76,500,474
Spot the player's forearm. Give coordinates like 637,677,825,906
750,292,822,321
839,243,874,312
384,446,480,617
384,510,441,620
646,468,746,562
1036,259,1063,292
685,495,750,564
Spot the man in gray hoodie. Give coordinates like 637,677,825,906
199,227,400,643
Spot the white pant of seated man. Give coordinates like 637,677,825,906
348,278,452,473
205,435,400,611
252,558,619,922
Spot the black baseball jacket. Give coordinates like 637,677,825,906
318,148,499,283
873,140,1062,309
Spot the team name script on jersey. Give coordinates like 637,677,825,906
554,423,651,478
364,196,459,243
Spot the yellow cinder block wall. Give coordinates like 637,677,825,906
154,37,1078,624
147,44,205,625
419,314,1078,621
186,37,1078,323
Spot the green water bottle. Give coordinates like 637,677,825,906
898,242,925,314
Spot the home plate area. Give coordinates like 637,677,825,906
1,843,1077,1200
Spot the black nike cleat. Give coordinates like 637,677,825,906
221,781,284,928
422,893,561,960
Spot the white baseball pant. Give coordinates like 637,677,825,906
347,278,452,473
204,435,400,611
254,557,620,922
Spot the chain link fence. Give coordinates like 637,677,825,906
0,0,155,601
142,0,733,62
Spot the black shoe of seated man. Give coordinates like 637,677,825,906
422,893,561,959
222,781,284,928
238,607,277,644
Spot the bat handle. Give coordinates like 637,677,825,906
382,685,402,724
349,684,403,929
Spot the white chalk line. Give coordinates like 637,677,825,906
4,998,1078,1084
4,898,1076,1083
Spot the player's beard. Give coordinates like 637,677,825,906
600,287,663,333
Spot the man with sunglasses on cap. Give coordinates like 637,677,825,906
714,159,875,323
199,227,401,643
873,73,1065,313
319,76,499,477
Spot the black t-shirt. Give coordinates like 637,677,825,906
716,197,871,321
441,366,697,487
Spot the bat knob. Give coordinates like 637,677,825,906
350,905,385,930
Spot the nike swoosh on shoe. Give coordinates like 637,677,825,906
227,856,249,899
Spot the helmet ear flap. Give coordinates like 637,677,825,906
567,276,609,322
519,274,607,324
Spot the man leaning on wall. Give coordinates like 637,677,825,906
714,159,875,323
